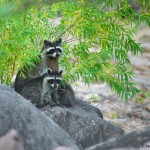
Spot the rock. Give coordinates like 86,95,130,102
75,98,103,118
111,141,150,150
54,147,73,150
40,105,124,149
0,84,79,150
0,130,24,150
85,126,150,150
0,84,124,150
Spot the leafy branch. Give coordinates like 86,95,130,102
0,0,150,101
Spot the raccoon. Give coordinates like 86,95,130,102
47,70,68,107
41,69,63,107
20,69,63,108
41,38,63,58
51,80,76,107
40,38,63,72
15,38,63,93
57,83,75,107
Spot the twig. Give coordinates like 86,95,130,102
56,17,81,40
64,38,79,43
24,0,29,24
11,55,16,78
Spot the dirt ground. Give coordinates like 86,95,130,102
74,25,150,133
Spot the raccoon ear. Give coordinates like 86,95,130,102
59,70,63,75
57,38,62,45
44,40,50,46
47,68,52,74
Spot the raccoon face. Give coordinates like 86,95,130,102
42,38,63,58
45,69,63,88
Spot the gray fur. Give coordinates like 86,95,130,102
51,88,64,107
19,69,64,107
15,38,63,93
20,72,54,107
51,83,76,107
14,60,47,94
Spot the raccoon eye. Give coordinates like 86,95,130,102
57,48,62,53
56,79,61,84
47,49,55,54
48,79,54,84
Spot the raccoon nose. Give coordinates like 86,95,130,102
54,85,57,88
56,53,59,57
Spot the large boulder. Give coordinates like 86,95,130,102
85,126,150,150
0,84,124,150
0,84,79,150
40,104,124,149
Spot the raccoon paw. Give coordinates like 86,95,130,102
36,101,50,108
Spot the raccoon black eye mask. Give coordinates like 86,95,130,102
45,69,63,88
46,47,62,54
48,79,61,84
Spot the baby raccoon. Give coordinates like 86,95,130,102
45,70,65,107
15,38,63,93
20,69,63,108
51,78,76,107
56,82,75,107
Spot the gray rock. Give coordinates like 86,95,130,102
85,126,150,150
40,105,124,149
75,98,103,118
54,147,74,150
0,84,79,150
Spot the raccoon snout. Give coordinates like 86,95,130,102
54,85,58,88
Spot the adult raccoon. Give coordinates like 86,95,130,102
15,38,63,93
